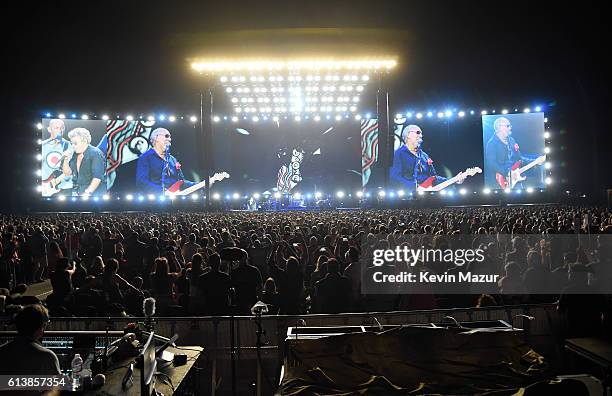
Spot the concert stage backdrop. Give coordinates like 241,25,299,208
211,121,362,194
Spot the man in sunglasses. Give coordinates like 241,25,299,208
136,127,196,193
485,117,545,189
390,124,463,191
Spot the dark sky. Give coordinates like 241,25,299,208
4,0,610,209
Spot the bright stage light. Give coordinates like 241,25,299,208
378,190,386,197
81,114,89,120
458,111,465,117
483,188,491,194
138,195,144,202
252,116,260,122
481,110,487,115
417,190,425,196
416,113,423,119
294,116,301,122
191,194,199,200
36,185,42,192
232,193,240,200
437,112,444,118
36,154,42,161
515,189,522,194
126,194,134,201
544,147,551,154
504,188,511,194
158,115,166,121
445,110,452,117
397,190,405,197
126,115,134,121
253,193,260,199
523,108,531,113
545,177,552,185
545,162,551,169
57,195,66,201
102,115,109,120
336,191,345,198
315,191,322,199
58,114,66,119
35,169,42,177
447,190,454,197
232,116,239,122
36,123,43,130
147,194,155,201
102,194,110,201
440,190,447,196
426,111,433,118
158,195,166,202
213,193,220,200
501,109,508,114
274,192,282,199
355,114,362,120
190,116,198,123
535,106,542,112
335,115,342,121
36,139,42,144
293,192,301,199
169,115,176,122
526,187,534,193
459,188,467,195
544,132,551,139
356,191,364,198
147,115,155,121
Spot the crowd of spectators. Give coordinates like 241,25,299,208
1,206,611,336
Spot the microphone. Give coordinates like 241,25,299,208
143,297,156,317
143,297,156,331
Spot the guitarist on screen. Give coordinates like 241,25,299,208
485,117,545,189
390,124,467,191
136,128,228,195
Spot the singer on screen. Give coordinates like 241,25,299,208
61,127,107,196
135,128,196,194
390,124,465,190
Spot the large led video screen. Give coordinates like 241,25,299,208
482,113,546,189
40,118,203,197
387,115,485,192
211,120,362,194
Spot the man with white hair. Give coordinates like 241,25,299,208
485,116,545,189
390,124,465,190
136,127,196,193
61,127,106,195
41,119,73,195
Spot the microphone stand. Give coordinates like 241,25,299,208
228,286,237,396
161,145,170,195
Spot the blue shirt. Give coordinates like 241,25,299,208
389,145,447,190
68,145,106,195
136,148,195,193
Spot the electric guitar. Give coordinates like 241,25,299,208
417,167,482,192
41,171,64,197
496,155,546,189
165,172,230,196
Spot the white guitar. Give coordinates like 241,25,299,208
165,172,230,196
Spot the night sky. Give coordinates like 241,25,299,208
4,0,610,210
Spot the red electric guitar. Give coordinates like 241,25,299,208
417,167,482,192
166,172,230,196
496,155,546,189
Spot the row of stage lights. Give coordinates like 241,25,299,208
44,185,552,203
191,59,397,73
37,105,546,126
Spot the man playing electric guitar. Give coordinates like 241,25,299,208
485,117,546,189
41,119,73,196
390,124,466,191
136,128,229,194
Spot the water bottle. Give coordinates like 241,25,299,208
71,353,83,389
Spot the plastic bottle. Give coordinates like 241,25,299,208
71,353,83,389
